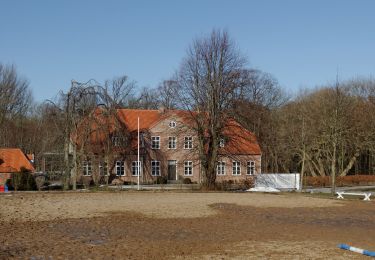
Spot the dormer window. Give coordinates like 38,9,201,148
169,121,177,128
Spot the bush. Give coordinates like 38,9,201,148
305,175,375,187
82,177,93,188
34,174,46,191
183,177,192,184
11,167,37,191
155,176,168,184
239,178,254,189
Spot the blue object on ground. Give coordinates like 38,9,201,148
4,184,8,192
338,244,375,257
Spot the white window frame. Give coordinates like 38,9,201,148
115,161,125,176
99,161,109,176
83,161,92,176
184,136,193,149
132,161,142,176
232,161,241,175
168,136,177,149
247,161,255,175
219,138,225,148
151,160,161,176
216,161,226,175
184,161,193,176
169,121,177,128
151,136,160,149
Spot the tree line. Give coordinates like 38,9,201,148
1,29,375,189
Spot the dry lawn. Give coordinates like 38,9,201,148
0,191,373,259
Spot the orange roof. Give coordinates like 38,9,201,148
117,109,161,131
0,148,35,173
221,119,261,155
115,109,261,155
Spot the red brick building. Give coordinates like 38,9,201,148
77,108,261,184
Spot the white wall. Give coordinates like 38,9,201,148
255,173,300,190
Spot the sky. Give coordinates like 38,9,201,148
1,0,375,102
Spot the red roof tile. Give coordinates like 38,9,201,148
116,109,261,155
117,109,161,131
0,148,35,173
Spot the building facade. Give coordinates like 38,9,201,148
77,108,261,184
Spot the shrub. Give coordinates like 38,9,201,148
11,167,37,191
82,177,93,188
183,177,192,184
305,175,375,187
155,176,168,184
34,175,46,191
240,178,254,189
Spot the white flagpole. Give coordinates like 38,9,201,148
137,116,140,190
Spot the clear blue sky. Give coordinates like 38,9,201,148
1,0,374,101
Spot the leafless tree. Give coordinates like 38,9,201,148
0,64,32,146
157,79,179,109
176,29,246,189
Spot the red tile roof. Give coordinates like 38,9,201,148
116,109,261,155
117,109,161,131
0,148,35,173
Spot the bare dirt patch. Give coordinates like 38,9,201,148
0,191,373,259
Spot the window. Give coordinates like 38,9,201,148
112,135,121,146
82,161,92,176
219,138,225,148
151,160,161,176
132,161,142,176
169,121,177,128
168,136,177,149
99,161,108,176
184,136,193,149
151,136,160,149
232,161,241,175
247,161,255,175
216,161,226,175
115,161,125,176
184,161,193,176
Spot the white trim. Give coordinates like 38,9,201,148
151,136,161,149
151,160,161,176
247,161,255,175
184,161,193,176
115,160,125,176
83,160,92,176
169,121,177,128
183,136,193,149
216,161,226,175
132,160,142,176
232,161,241,175
99,161,109,176
168,136,177,149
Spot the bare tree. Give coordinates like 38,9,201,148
0,64,32,146
157,80,179,109
177,29,246,189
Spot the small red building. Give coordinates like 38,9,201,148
0,148,35,185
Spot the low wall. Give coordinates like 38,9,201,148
255,173,300,190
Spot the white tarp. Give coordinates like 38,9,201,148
254,173,300,190
247,186,280,193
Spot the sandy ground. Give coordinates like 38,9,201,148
0,191,373,259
